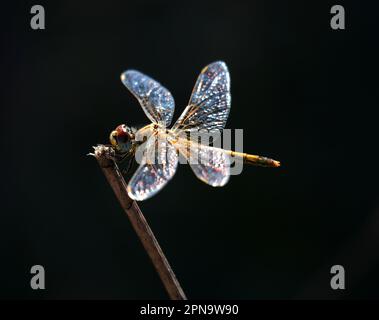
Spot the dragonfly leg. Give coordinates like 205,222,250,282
121,157,135,176
96,144,116,160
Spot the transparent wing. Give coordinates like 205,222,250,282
175,137,230,187
127,133,178,201
121,70,175,127
172,61,231,133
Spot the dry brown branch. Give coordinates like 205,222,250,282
91,145,187,300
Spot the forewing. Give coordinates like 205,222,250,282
172,61,231,133
175,138,230,187
127,133,178,201
121,70,175,127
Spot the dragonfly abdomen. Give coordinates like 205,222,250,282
228,151,280,168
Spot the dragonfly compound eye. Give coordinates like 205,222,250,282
110,124,132,154
115,124,131,142
109,130,118,147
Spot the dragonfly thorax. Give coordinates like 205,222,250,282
109,124,134,154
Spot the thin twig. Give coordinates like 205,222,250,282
91,145,187,300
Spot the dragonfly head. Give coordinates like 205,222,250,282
109,124,134,154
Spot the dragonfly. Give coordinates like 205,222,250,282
108,61,280,201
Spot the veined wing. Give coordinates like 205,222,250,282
174,136,230,187
127,132,178,201
121,70,175,127
172,61,231,133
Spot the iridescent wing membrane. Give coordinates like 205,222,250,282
172,61,231,187
173,137,230,187
127,132,178,201
121,62,231,200
121,70,177,200
172,61,231,133
121,70,175,127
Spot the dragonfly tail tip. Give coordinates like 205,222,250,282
272,160,281,168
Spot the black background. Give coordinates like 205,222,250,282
1,0,378,299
